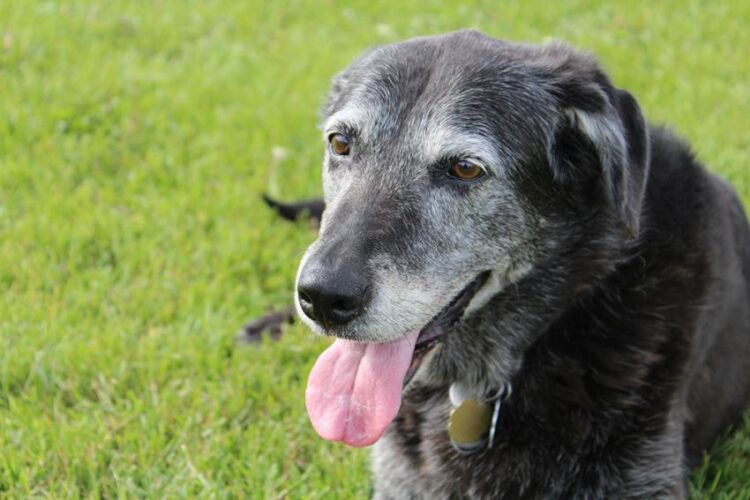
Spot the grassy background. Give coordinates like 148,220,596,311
1,0,749,497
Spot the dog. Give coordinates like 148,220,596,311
253,31,750,498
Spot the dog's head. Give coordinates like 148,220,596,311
299,31,649,446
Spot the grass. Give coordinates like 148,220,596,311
0,0,748,497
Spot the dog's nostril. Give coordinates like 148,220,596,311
323,294,364,324
297,288,318,321
326,297,364,324
298,289,312,305
331,298,360,314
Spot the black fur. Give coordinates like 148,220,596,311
253,32,750,498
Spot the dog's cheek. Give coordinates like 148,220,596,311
441,185,528,271
321,164,339,203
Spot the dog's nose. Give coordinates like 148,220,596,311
297,266,369,327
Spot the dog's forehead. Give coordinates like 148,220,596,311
323,33,556,166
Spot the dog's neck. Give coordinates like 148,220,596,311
426,231,637,400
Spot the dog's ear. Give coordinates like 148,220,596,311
549,79,650,237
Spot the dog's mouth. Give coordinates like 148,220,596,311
403,271,491,387
305,271,491,448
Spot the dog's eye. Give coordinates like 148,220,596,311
329,133,351,156
448,160,485,181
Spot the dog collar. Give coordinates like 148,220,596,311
447,383,509,455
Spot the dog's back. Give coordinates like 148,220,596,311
678,143,750,464
629,125,750,465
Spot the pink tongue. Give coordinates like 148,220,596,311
305,331,419,447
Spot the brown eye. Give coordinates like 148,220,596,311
329,133,351,156
448,160,485,181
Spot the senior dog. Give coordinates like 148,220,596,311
253,31,750,498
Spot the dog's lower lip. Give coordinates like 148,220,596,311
403,270,492,387
415,270,492,347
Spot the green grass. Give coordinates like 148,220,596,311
1,0,748,497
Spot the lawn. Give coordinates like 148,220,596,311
1,0,749,497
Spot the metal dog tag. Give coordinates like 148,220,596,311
448,398,491,454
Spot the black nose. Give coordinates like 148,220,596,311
297,265,369,327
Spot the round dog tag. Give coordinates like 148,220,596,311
448,398,491,454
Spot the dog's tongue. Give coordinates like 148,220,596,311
305,331,419,447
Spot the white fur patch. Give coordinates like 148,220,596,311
566,108,626,180
422,124,507,176
464,267,508,316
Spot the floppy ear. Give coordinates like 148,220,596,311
549,83,650,237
